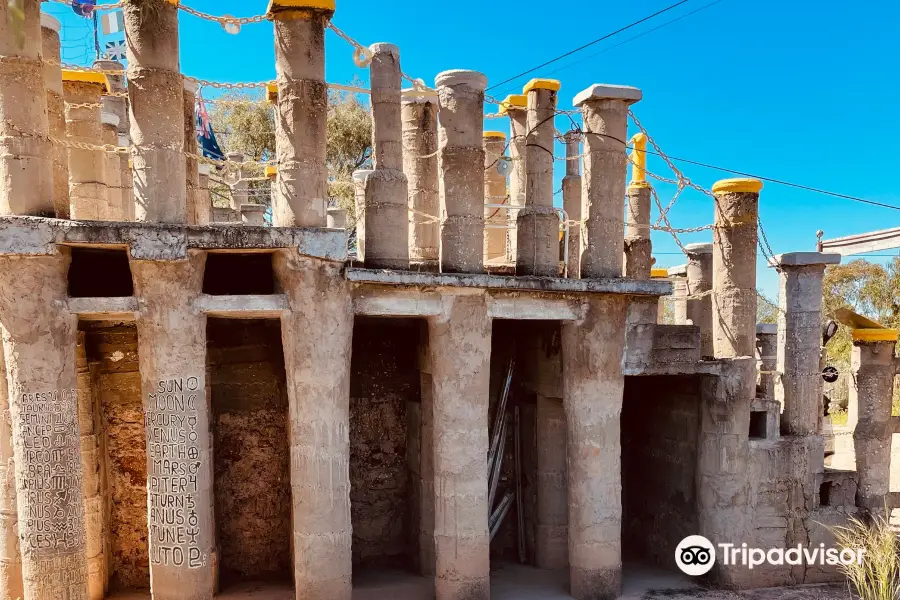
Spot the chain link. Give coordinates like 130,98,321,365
176,4,267,26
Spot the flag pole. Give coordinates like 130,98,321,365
92,9,100,60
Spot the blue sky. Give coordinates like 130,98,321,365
44,0,900,298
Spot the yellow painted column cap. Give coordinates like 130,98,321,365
712,178,763,194
266,0,335,17
523,78,561,94
265,166,277,178
498,94,527,115
650,268,669,278
61,70,111,94
852,328,900,342
266,82,278,103
483,131,506,140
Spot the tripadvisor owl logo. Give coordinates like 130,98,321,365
675,535,716,576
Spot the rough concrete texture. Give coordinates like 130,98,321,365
624,298,659,372
0,325,23,600
428,292,492,600
272,9,332,228
775,258,830,436
624,185,652,279
507,107,527,264
184,80,201,226
120,134,135,221
850,339,894,510
123,0,187,223
563,132,582,278
0,0,53,216
517,88,560,277
0,252,89,599
41,15,71,219
227,152,249,211
561,295,629,600
240,204,266,227
401,95,440,266
415,333,435,576
130,253,215,599
207,319,291,583
712,190,759,358
668,272,689,324
685,243,713,357
370,44,403,172
102,113,125,220
273,250,353,600
327,206,347,229
535,395,568,570
195,165,211,226
755,324,777,402
483,135,508,264
361,168,410,268
64,80,109,221
577,93,635,278
436,70,488,274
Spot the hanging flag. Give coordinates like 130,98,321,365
197,93,224,161
71,0,94,17
104,39,126,61
100,10,124,35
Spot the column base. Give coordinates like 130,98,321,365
570,565,621,600
516,207,559,277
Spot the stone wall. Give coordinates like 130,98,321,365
207,319,291,583
622,375,701,566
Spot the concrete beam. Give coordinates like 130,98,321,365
353,288,442,317
194,294,290,318
67,296,138,320
487,296,584,321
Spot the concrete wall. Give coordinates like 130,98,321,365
622,376,700,567
207,319,291,583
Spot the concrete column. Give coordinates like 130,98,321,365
63,74,109,221
41,14,70,219
184,79,200,225
401,93,440,268
95,60,127,132
624,133,652,279
353,169,373,260
535,395,567,570
94,60,131,222
195,164,211,225
0,332,23,600
130,254,215,599
0,253,89,599
123,0,187,223
712,178,763,358
756,323,777,400
327,206,347,229
502,95,527,264
119,135,134,221
563,131,581,278
227,151,248,212
516,79,560,276
667,265,688,324
575,85,641,278
685,242,713,357
561,295,628,599
273,251,353,599
483,131,508,265
0,0,53,216
76,334,104,599
849,331,897,510
773,252,840,435
416,343,435,576
100,112,122,220
270,1,333,227
360,43,409,269
436,70,488,274
428,293,492,600
240,204,266,226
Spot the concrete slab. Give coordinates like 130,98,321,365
769,252,841,267
573,83,642,106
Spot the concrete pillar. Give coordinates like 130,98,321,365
130,254,215,599
63,73,109,221
240,204,266,226
0,0,53,216
100,112,122,220
123,0,187,223
685,242,713,357
270,0,333,227
76,334,104,599
428,293,492,600
483,131,508,265
184,79,200,225
360,43,409,269
401,93,440,268
196,164,211,225
0,332,23,600
535,395,567,570
327,206,347,229
119,135,134,221
667,265,688,324
436,70,488,274
516,79,560,276
94,60,127,132
273,251,353,599
0,253,89,599
624,133,652,279
353,169,373,260
563,131,582,278
561,296,629,599
41,14,70,219
501,95,527,264
849,331,897,510
416,342,435,576
773,252,840,435
712,178,763,358
574,84,641,278
756,323,777,400
94,60,131,222
227,151,248,212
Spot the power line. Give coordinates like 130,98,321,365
486,0,691,92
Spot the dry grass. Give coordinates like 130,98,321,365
829,511,900,600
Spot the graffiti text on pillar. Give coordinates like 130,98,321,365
146,376,206,569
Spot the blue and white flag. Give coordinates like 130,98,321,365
104,39,126,61
100,10,124,34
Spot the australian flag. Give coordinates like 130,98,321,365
196,93,224,161
71,0,94,17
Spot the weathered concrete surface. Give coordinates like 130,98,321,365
0,319,23,600
184,79,201,226
273,250,353,600
239,204,266,227
505,97,527,264
123,0,187,223
483,133,508,265
64,79,108,220
401,94,439,267
563,132,581,278
101,112,124,220
685,242,713,357
667,267,688,325
272,5,332,227
195,165,211,226
624,185,652,280
428,293,492,600
436,70,488,274
574,85,641,278
360,167,409,268
0,253,89,599
756,323,777,402
41,14,70,219
0,0,53,216
535,395,567,570
130,253,215,599
415,335,435,577
562,295,629,599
